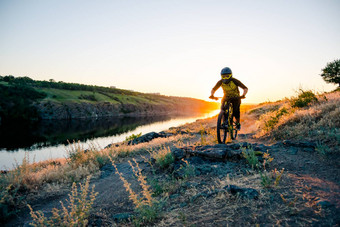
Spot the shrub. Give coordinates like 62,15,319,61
290,89,318,108
176,159,195,179
28,176,98,226
260,168,285,188
125,132,142,142
242,147,260,169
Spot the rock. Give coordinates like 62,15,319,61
195,164,213,175
228,143,241,150
195,146,228,159
290,147,299,155
281,140,316,149
128,131,167,145
254,144,268,152
112,213,133,222
224,185,259,200
171,148,186,160
317,200,333,208
225,149,243,160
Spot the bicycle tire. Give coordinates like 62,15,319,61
230,122,238,140
217,111,227,144
228,102,238,140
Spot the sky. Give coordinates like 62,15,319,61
0,0,339,103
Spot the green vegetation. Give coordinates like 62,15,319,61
242,146,260,169
125,132,142,142
0,84,46,123
321,59,340,87
0,75,218,124
290,89,318,108
152,147,175,169
260,168,285,188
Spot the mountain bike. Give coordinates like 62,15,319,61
209,96,244,144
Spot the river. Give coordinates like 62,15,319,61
0,110,219,170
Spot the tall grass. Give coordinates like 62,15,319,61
110,157,160,225
27,176,98,226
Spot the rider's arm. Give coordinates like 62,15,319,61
241,88,248,98
232,78,248,98
211,80,222,97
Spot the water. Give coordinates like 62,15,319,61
0,110,219,170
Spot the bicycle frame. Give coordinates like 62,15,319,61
217,97,239,143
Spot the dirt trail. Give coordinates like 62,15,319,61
5,116,340,226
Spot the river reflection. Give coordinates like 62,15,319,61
0,115,172,151
0,110,219,169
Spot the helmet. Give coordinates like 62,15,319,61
221,67,232,79
221,67,232,75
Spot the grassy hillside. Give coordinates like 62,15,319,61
0,76,218,122
250,89,340,152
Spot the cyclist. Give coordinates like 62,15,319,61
209,67,248,130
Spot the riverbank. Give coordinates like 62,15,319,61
0,76,218,124
0,110,219,170
1,90,339,226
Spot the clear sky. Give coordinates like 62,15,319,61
0,0,339,103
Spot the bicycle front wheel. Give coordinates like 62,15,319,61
230,122,238,140
227,102,237,140
217,111,227,144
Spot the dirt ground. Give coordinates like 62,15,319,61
5,115,340,226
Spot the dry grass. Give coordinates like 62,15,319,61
253,91,340,151
28,175,97,226
0,134,191,220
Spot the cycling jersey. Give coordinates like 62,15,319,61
212,78,247,99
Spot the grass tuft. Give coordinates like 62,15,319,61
28,175,97,226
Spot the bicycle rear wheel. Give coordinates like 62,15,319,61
217,111,227,144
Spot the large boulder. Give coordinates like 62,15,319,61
128,132,167,145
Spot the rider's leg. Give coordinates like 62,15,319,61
232,98,241,128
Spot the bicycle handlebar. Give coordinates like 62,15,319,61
209,95,246,100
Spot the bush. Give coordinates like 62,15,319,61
125,132,142,142
290,90,318,108
242,146,260,169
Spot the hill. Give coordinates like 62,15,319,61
0,76,218,123
1,90,339,226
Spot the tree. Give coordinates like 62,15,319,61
320,59,340,87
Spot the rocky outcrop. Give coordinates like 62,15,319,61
171,143,269,162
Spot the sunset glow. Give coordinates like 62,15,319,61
0,0,339,103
